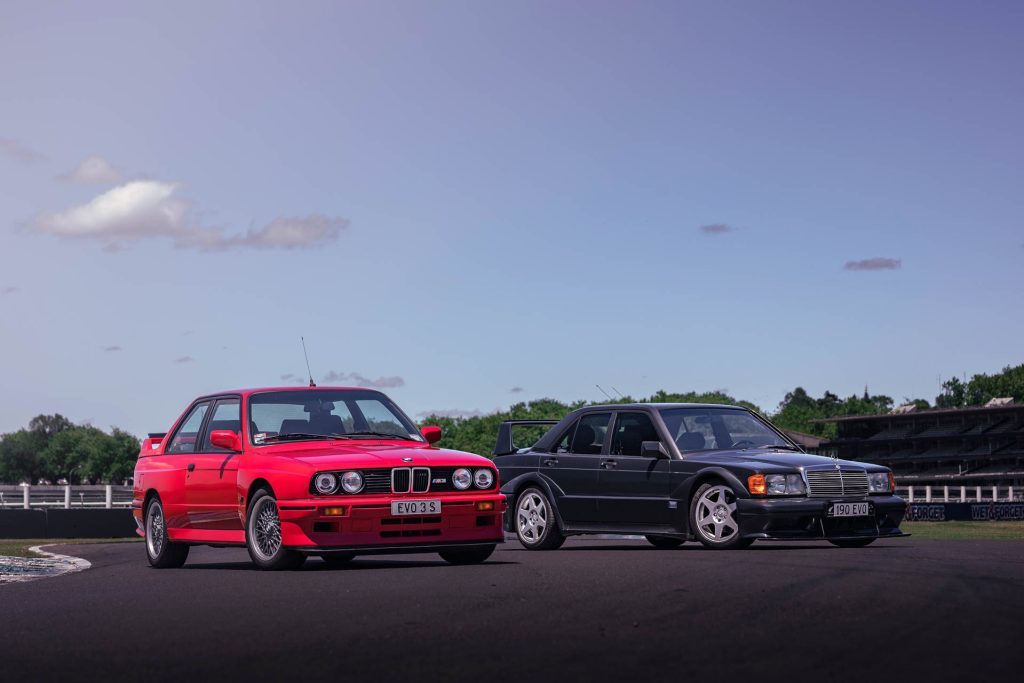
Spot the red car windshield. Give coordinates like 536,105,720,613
248,390,423,445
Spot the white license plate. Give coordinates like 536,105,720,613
829,502,870,517
391,499,441,516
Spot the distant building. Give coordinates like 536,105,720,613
816,400,1023,491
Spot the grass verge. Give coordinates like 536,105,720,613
0,538,141,558
902,521,1024,540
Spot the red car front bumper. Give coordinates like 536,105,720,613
277,492,506,551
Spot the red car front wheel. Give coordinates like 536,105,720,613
246,489,306,571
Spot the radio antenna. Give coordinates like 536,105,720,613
595,384,613,401
610,386,624,399
301,337,316,387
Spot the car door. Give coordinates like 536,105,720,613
595,411,673,525
540,412,611,524
161,400,212,530
185,396,244,531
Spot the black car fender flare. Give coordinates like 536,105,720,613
500,472,568,532
674,466,752,509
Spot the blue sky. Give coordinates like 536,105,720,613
1,0,1021,436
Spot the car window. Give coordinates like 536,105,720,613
552,413,610,455
355,400,402,433
202,399,241,452
610,412,660,456
166,402,210,454
659,407,790,451
248,390,422,443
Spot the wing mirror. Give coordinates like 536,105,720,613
641,440,670,459
210,430,241,451
420,425,443,445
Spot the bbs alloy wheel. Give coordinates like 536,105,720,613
246,489,306,570
145,497,189,568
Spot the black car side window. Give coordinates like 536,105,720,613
552,421,579,453
610,412,660,456
568,413,610,455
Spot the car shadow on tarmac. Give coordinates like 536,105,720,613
528,542,906,552
181,558,519,571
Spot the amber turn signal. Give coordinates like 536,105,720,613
322,506,346,516
475,501,495,511
747,474,767,496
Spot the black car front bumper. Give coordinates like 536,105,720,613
736,495,908,541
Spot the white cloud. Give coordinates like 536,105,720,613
0,138,44,164
59,156,123,184
32,180,348,251
322,371,405,389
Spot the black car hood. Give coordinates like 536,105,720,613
683,449,883,471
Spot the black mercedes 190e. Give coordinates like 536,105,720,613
493,403,908,550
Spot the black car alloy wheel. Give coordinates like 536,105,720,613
515,487,565,550
690,482,753,550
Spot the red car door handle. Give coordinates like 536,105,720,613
187,463,196,472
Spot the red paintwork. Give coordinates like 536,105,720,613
132,387,505,553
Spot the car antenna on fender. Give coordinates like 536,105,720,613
301,336,316,387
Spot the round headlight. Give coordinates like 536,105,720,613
452,468,472,490
474,468,494,489
314,472,338,494
341,471,364,494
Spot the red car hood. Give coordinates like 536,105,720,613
257,440,493,469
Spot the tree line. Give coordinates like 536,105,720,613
423,363,1024,455
0,415,139,485
1,364,1020,482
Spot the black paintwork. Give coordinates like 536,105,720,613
494,403,908,542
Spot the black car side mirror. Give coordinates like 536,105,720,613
641,441,670,459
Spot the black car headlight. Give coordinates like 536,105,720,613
750,473,806,495
867,472,893,493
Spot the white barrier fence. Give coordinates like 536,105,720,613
896,484,1020,503
0,485,133,509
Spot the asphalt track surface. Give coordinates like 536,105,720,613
2,537,1021,682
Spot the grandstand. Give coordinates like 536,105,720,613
816,399,1024,498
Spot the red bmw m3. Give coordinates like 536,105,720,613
132,387,504,570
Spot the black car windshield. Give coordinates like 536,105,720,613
248,390,424,445
658,407,792,452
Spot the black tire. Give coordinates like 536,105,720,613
245,489,306,570
645,535,684,549
828,538,876,548
320,553,356,567
689,481,754,550
514,487,565,550
439,545,496,565
145,497,190,568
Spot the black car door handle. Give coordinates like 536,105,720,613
187,463,196,472
543,458,559,466
600,460,617,469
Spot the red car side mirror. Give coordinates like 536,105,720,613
420,426,442,445
210,430,241,451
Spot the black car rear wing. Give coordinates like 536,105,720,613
493,420,559,457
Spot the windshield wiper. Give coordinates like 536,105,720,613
757,444,803,452
332,431,418,441
260,433,339,443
